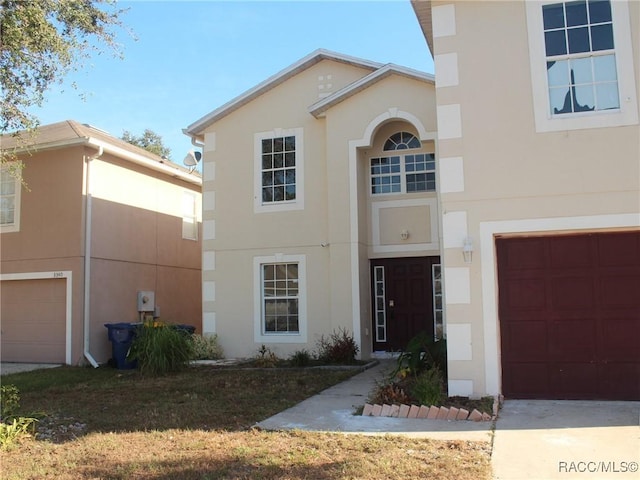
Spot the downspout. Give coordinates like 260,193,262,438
83,145,103,367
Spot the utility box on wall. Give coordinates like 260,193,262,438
137,291,155,312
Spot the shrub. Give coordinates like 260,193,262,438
0,385,20,420
410,367,445,406
288,349,313,367
316,327,359,365
127,321,194,375
0,386,37,450
393,331,447,378
190,333,224,360
254,344,279,368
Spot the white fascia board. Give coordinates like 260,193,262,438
185,49,383,135
308,64,436,118
87,138,202,186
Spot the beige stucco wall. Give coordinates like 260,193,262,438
201,58,439,359
430,0,640,396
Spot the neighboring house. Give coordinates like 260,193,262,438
0,120,202,365
413,0,639,400
184,49,441,360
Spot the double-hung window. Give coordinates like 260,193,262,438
254,254,307,343
370,132,435,195
182,191,198,240
526,0,638,131
1,164,21,233
543,0,618,115
254,128,304,213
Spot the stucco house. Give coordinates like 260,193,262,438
184,50,442,361
413,0,639,400
0,120,202,366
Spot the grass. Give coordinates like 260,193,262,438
0,365,492,479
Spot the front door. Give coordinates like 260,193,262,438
371,256,441,351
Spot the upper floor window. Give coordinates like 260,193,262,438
1,164,21,233
543,0,618,115
383,131,421,151
254,128,304,213
525,0,638,132
182,191,198,240
371,152,435,195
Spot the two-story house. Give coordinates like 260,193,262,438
413,0,639,400
1,120,203,366
184,50,441,360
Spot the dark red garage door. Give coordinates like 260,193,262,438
497,231,640,400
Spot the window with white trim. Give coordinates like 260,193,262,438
254,254,307,343
254,128,304,213
525,0,638,132
1,164,21,233
371,133,435,195
182,191,198,240
543,0,618,115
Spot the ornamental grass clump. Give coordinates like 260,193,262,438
316,327,359,365
127,321,194,375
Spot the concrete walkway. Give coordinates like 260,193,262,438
1,363,62,375
492,399,640,480
256,360,493,441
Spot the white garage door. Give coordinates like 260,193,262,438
1,278,66,363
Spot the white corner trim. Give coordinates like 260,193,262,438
202,311,216,334
447,323,473,361
371,198,439,253
434,53,459,88
442,210,468,249
444,267,471,304
203,220,216,240
203,191,216,212
480,213,640,396
439,156,465,193
432,4,456,38
204,132,216,152
203,251,216,271
448,379,473,397
0,271,73,364
437,104,463,140
203,281,216,302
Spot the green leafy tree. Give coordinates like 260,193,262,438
0,0,127,162
121,129,171,159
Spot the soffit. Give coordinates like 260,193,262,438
411,0,434,55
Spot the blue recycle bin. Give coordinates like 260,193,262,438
104,322,140,369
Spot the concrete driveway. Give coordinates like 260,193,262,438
492,400,640,480
1,363,62,375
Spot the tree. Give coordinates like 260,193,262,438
121,129,171,159
0,0,126,143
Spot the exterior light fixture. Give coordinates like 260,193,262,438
400,229,409,240
463,236,473,263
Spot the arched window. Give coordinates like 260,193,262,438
383,131,421,151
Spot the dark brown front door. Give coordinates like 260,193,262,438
371,256,440,351
497,231,640,400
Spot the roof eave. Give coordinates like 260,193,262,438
411,0,434,55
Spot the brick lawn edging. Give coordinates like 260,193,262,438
361,395,503,421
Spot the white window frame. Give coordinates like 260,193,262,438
369,152,436,196
254,127,304,214
526,0,638,132
253,254,307,344
1,163,21,233
181,191,198,241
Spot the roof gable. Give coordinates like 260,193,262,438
184,49,383,136
308,64,435,118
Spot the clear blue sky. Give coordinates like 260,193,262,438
31,0,434,167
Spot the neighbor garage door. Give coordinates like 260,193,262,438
0,278,66,363
497,231,640,400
